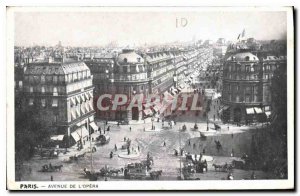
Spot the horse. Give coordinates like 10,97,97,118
109,169,121,176
212,163,232,172
214,140,222,152
150,170,163,180
53,165,63,172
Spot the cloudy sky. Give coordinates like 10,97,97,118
14,9,287,47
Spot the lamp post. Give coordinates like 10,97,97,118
151,117,154,130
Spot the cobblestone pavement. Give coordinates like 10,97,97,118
20,113,274,181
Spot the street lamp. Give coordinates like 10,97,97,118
151,117,154,130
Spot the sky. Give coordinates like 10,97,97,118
14,10,287,47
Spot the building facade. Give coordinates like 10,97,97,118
22,58,98,147
221,51,286,124
85,47,212,122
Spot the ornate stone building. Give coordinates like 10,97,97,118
22,58,98,147
221,51,286,124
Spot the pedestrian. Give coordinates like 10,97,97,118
138,145,140,151
130,127,131,132
163,141,166,147
203,148,206,154
124,137,126,142
115,144,117,151
110,151,113,159
231,133,234,138
127,147,130,155
51,175,53,181
107,126,110,132
193,143,196,149
188,139,191,146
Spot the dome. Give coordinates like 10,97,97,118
227,52,259,62
117,49,144,64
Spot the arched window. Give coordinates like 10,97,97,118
124,58,128,63
245,56,250,61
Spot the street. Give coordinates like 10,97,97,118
19,113,274,181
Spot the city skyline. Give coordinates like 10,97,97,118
14,11,287,47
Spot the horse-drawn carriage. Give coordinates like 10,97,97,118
124,155,155,180
212,163,233,172
83,166,122,180
39,164,63,172
124,162,149,180
95,134,110,145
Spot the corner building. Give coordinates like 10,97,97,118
22,59,98,147
221,51,286,124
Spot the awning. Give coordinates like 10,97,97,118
143,102,153,109
264,106,271,111
76,96,81,104
71,110,76,120
50,135,64,141
143,109,153,116
81,94,86,102
265,111,271,118
85,102,90,112
89,101,94,111
81,126,89,138
88,91,93,99
163,91,174,100
70,97,76,106
71,131,80,142
76,107,81,117
81,104,86,114
246,108,255,115
254,107,263,114
84,93,89,100
52,99,58,107
218,105,229,114
90,122,98,131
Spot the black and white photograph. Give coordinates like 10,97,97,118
6,6,294,190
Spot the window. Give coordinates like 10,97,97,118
53,76,58,84
52,99,58,107
41,86,45,93
29,86,33,93
41,99,46,107
245,65,251,72
29,98,34,106
18,81,23,88
41,75,45,83
124,58,128,63
265,74,269,80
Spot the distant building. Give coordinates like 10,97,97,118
22,58,97,147
217,38,226,45
85,47,212,122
